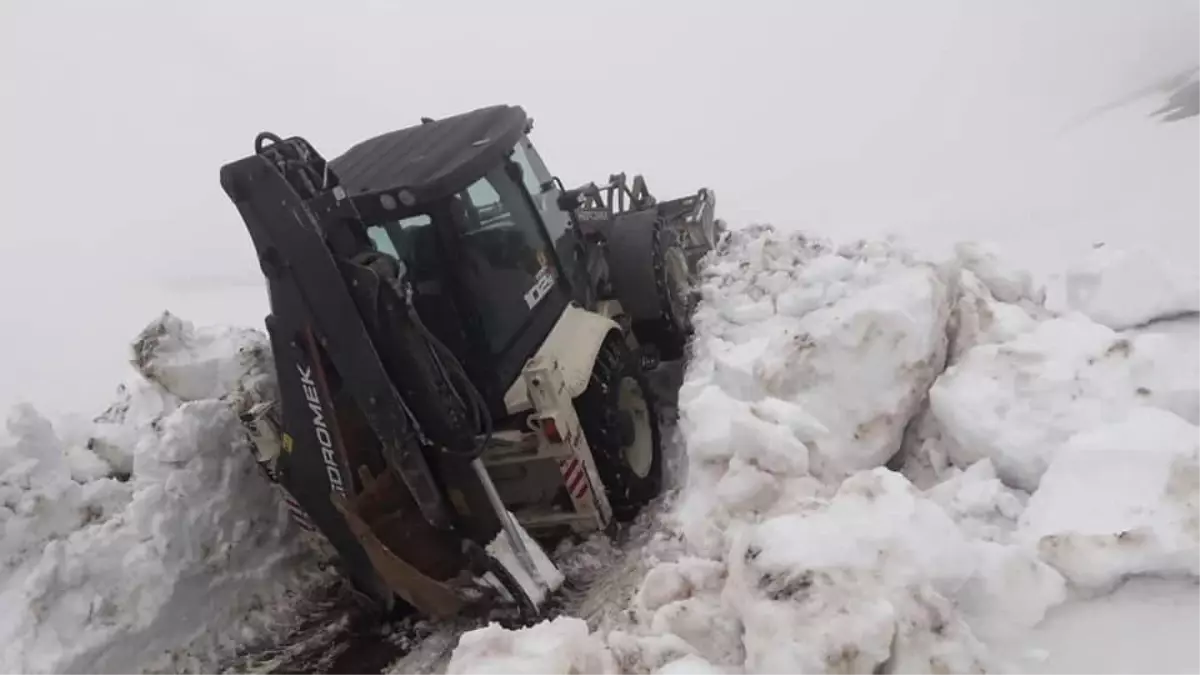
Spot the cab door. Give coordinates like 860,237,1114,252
507,136,592,307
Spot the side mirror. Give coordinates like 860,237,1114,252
539,176,565,194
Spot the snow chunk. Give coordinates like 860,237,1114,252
609,629,700,667
1061,244,1200,330
729,469,990,673
691,229,952,478
931,314,1197,490
635,557,725,615
0,313,325,674
131,311,274,403
1016,407,1199,591
925,459,1028,542
947,268,1038,365
446,617,617,675
955,241,1045,306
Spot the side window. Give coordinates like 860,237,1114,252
366,214,433,261
456,170,549,278
367,226,399,258
509,140,547,198
465,180,500,212
509,138,573,247
462,180,506,232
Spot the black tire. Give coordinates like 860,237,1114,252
574,333,663,522
607,212,694,362
484,552,542,625
638,224,693,362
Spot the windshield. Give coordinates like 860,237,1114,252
451,163,558,355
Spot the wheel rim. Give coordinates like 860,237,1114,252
617,377,654,478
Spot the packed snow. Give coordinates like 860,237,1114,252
445,225,1199,674
0,313,329,673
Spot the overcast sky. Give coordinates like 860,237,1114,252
1,0,1196,418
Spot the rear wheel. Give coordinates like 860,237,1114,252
574,333,663,522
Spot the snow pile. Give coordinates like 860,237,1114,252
0,312,326,673
1059,243,1199,329
449,227,1070,673
447,225,1198,674
609,228,1070,667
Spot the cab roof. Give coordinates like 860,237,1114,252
330,104,528,204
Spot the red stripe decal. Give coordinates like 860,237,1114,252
572,477,590,498
567,470,587,495
561,459,578,479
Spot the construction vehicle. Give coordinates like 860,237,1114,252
218,104,720,621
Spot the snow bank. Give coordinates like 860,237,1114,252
0,312,327,673
609,224,1070,667
1059,244,1199,330
446,226,1199,674
449,227,1077,674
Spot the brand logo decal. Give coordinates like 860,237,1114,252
297,364,346,496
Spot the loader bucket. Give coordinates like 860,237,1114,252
656,187,719,273
330,466,472,619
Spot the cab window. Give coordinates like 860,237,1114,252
453,166,557,355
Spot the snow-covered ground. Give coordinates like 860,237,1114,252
443,224,1199,674
0,314,331,673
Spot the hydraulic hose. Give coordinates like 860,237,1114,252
356,250,493,462
403,281,494,461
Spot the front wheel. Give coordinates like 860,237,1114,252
574,333,663,522
606,212,695,362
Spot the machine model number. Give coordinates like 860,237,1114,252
524,265,555,309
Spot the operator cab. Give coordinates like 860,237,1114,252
329,105,580,418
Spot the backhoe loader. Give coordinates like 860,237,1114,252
219,104,721,620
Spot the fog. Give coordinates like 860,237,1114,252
1,0,1196,417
